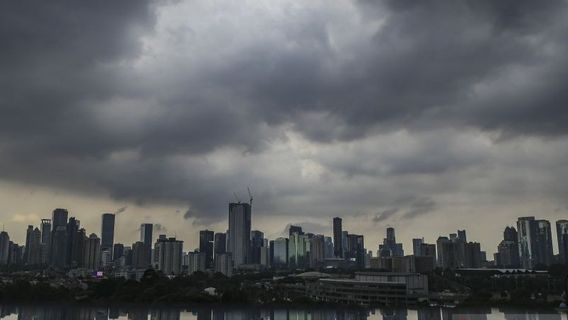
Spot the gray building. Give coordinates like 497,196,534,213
84,233,101,271
557,220,568,264
333,217,342,258
517,217,553,268
199,230,214,269
272,237,288,268
0,231,10,265
157,237,183,275
101,213,115,251
227,202,251,267
140,223,153,266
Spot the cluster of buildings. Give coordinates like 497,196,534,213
0,200,567,279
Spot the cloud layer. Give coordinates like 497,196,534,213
1,0,567,242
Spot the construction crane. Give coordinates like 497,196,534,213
247,186,253,206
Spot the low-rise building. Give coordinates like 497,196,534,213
309,272,428,305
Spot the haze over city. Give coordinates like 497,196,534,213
1,0,568,255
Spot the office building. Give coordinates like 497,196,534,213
50,208,69,268
188,251,207,274
214,252,233,277
495,226,520,268
101,213,115,251
26,227,42,265
84,233,101,271
272,237,288,268
379,227,404,257
157,237,184,275
289,232,308,268
309,234,326,268
140,223,153,266
535,219,554,266
0,231,10,265
557,220,568,264
131,241,149,269
333,217,342,258
347,234,365,268
227,202,251,266
113,243,125,261
250,230,264,265
517,217,553,268
289,225,303,237
199,230,214,269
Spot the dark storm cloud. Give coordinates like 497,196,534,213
0,0,567,223
373,209,399,224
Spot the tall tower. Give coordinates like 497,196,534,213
227,202,251,266
557,220,568,264
140,223,153,266
333,217,343,258
517,217,537,269
101,213,116,251
50,208,69,269
199,230,214,268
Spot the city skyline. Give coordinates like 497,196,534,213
1,0,568,259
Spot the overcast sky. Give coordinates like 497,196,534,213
1,0,567,254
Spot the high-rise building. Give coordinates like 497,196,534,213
347,234,365,268
214,232,226,255
199,230,214,269
464,242,482,268
412,238,424,256
289,225,304,237
50,208,69,268
378,227,404,257
535,219,554,266
517,217,537,269
309,235,325,268
66,217,81,268
131,241,149,269
40,219,52,264
436,236,457,269
26,227,42,265
140,223,153,266
288,232,309,268
113,243,125,261
324,236,334,259
156,237,183,275
23,225,34,264
517,217,553,268
557,220,568,264
227,202,251,266
101,213,115,251
333,217,342,258
188,251,207,274
250,230,264,265
84,233,101,271
0,231,10,265
214,253,233,277
272,237,288,268
496,226,520,268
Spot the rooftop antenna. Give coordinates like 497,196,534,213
247,186,253,207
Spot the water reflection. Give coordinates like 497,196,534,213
0,305,565,320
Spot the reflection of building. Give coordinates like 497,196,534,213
310,272,428,305
381,308,408,320
150,308,181,320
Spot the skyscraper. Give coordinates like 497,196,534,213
309,235,325,268
140,223,153,266
0,231,10,265
557,220,568,264
214,232,226,256
517,217,553,268
23,225,33,264
272,237,289,268
156,237,184,275
517,217,537,269
40,219,51,264
84,233,101,271
496,226,520,268
199,230,214,268
227,202,251,266
101,213,115,251
535,219,553,266
379,227,404,257
288,232,308,268
333,217,342,258
250,230,264,265
26,228,42,265
50,208,69,269
289,225,303,237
